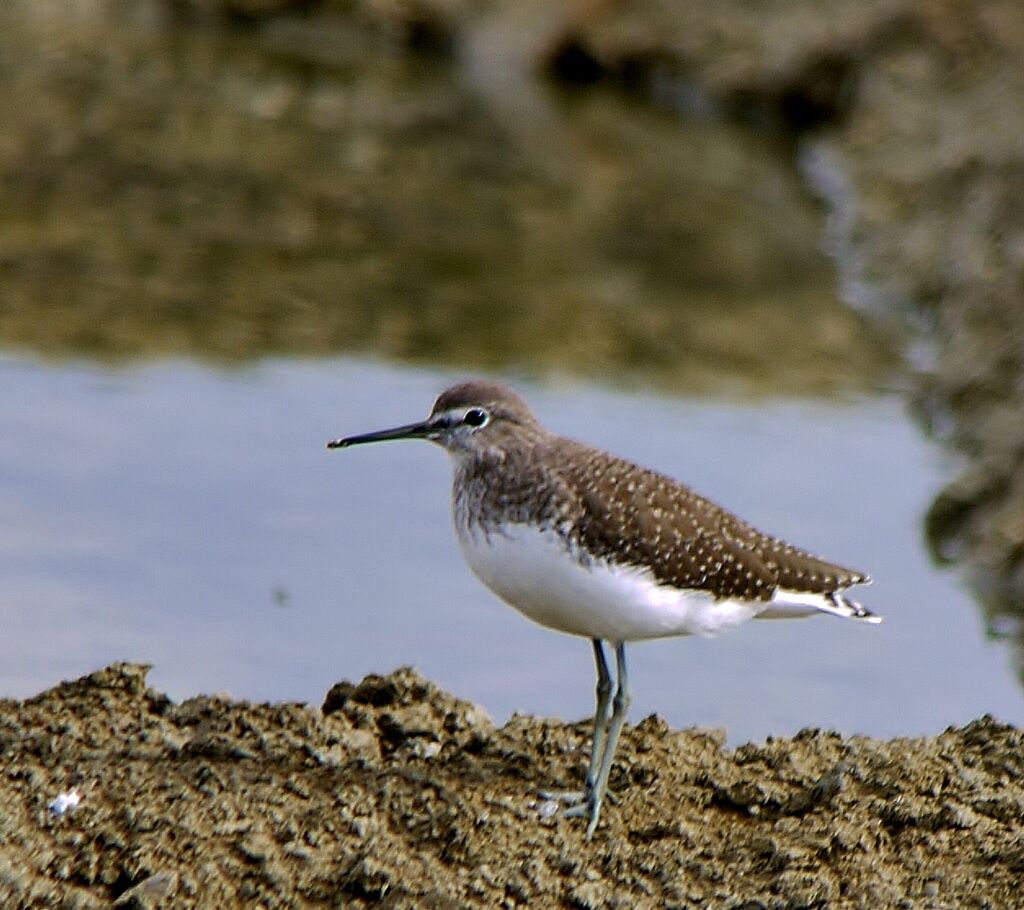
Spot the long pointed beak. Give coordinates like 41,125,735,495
327,418,438,449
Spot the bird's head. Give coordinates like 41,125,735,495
328,380,543,459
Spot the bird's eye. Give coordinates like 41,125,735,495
464,407,489,427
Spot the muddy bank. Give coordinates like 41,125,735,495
0,0,892,395
1,664,1020,908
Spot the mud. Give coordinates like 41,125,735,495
0,0,893,395
0,664,1021,908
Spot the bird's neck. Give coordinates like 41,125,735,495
451,443,567,540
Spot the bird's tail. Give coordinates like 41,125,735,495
824,591,882,623
759,588,882,623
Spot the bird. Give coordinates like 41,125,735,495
327,379,878,839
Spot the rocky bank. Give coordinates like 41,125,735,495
0,664,1021,908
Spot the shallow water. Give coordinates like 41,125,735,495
3,354,1019,743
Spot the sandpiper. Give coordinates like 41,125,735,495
328,380,878,839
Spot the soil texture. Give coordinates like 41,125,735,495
1,664,1021,908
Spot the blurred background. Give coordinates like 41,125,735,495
2,0,1022,743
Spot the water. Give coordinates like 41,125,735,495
3,354,1019,743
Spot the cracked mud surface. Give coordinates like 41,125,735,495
0,664,1021,908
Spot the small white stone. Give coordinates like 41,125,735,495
538,799,560,819
48,788,82,816
418,741,442,759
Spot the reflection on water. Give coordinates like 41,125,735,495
1,356,1021,742
0,2,894,393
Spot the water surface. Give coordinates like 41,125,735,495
3,355,1019,742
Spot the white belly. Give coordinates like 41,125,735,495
456,521,767,642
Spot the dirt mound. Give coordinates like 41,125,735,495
0,664,1020,907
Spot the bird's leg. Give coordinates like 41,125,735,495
562,642,629,837
540,638,613,806
585,638,613,799
584,642,630,839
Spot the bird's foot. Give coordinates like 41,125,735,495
568,793,603,840
538,788,585,806
537,786,616,838
538,787,618,807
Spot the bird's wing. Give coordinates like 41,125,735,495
558,443,778,600
715,509,870,593
556,441,868,597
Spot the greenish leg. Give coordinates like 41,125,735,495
546,639,628,838
585,638,613,799
585,642,630,839
544,638,613,806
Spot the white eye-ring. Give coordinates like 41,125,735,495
463,407,489,427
